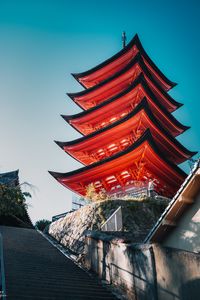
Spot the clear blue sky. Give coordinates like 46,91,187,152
0,0,200,223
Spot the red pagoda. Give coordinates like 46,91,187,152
50,34,196,199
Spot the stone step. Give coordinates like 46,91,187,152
11,295,116,300
8,281,108,289
7,278,101,286
0,226,117,300
8,283,112,293
7,289,115,298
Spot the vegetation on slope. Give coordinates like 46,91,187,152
0,183,33,228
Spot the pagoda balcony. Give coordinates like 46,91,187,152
50,130,187,199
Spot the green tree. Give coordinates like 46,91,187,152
0,183,31,218
35,219,51,231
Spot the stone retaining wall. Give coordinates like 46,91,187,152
48,198,167,255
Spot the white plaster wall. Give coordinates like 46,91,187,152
163,191,200,253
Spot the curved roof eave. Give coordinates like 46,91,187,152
0,169,19,186
63,74,189,135
67,53,181,110
71,34,139,80
0,169,19,177
71,34,177,89
56,98,196,163
49,129,187,180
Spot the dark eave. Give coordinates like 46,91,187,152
0,170,19,186
67,52,181,111
62,74,189,136
56,98,196,163
71,34,177,89
49,129,187,179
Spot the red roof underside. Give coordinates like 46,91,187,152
75,37,174,92
54,138,186,198
62,107,192,166
67,84,185,137
78,45,139,88
71,62,178,112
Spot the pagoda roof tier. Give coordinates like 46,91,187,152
72,34,176,91
62,74,189,137
50,130,187,199
0,170,19,186
67,53,181,112
57,99,196,166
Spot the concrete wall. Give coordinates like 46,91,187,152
85,232,200,300
153,245,200,300
163,191,200,253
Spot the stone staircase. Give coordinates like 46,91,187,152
0,226,117,300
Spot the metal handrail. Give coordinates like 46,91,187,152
0,233,6,299
52,212,69,222
101,206,123,231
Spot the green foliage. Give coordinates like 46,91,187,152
35,219,51,231
0,183,31,217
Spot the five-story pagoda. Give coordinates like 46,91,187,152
49,34,196,199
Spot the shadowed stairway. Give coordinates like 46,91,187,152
0,226,117,300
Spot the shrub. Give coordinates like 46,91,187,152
85,183,109,202
35,219,51,231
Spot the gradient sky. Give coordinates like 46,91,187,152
0,0,200,223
